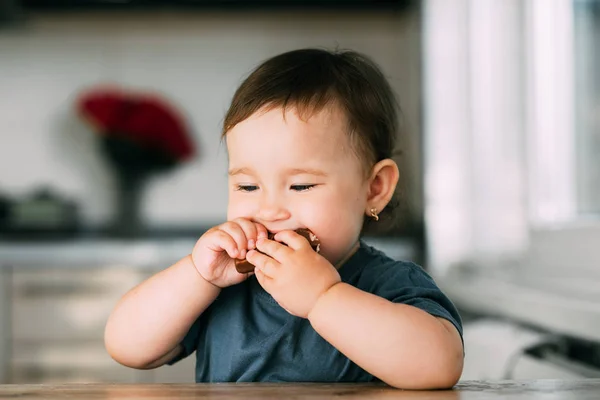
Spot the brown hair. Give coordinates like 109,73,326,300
222,48,402,233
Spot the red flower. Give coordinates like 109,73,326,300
77,85,195,162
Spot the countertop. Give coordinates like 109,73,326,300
0,235,417,269
438,264,600,344
0,380,599,399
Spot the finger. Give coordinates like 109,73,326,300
206,229,240,259
254,267,273,293
255,237,292,262
218,221,248,259
254,222,269,241
273,230,312,251
246,249,279,277
231,218,258,250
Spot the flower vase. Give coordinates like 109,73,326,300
113,170,147,238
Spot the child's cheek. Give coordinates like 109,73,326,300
226,197,253,221
302,205,357,265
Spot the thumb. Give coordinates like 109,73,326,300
254,268,272,293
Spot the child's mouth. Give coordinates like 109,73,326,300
234,228,320,273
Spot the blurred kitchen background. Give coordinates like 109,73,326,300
0,0,599,384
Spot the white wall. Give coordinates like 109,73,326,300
0,10,420,229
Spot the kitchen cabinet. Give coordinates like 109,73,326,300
5,266,195,383
0,236,415,383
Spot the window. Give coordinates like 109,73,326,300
424,0,600,275
574,0,600,216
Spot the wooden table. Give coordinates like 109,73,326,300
0,380,599,399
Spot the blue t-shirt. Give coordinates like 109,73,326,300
169,241,463,382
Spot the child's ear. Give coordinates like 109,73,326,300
365,159,399,216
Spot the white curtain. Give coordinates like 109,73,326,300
423,0,530,274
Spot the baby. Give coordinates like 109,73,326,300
104,48,464,389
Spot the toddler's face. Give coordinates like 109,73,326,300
226,105,369,266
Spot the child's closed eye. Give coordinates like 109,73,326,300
236,184,259,192
290,184,316,192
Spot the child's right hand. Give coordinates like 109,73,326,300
191,219,269,288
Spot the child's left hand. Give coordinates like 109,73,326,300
247,230,341,318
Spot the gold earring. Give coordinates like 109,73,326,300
369,207,379,221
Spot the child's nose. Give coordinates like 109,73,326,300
256,195,291,222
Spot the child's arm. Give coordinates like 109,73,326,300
105,219,267,369
307,283,464,390
249,232,463,390
104,255,220,369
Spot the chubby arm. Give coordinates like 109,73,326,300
308,283,464,389
248,233,463,389
104,255,221,369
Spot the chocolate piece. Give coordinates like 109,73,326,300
234,228,320,274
